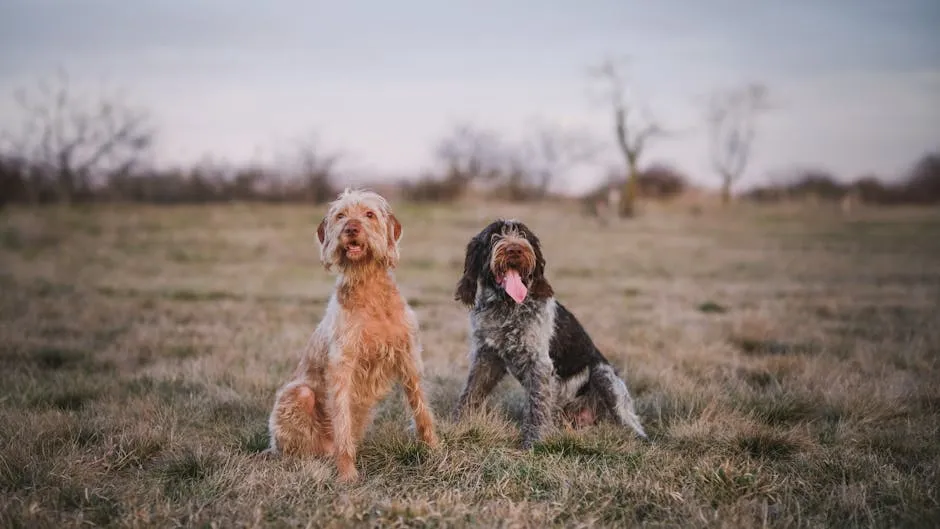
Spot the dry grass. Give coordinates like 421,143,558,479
1,200,938,528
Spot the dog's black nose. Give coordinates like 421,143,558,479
344,221,361,237
506,245,523,259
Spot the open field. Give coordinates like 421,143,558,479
1,199,938,528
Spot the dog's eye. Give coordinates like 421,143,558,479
365,211,375,219
336,213,345,220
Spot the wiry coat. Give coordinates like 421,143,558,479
452,219,647,447
266,189,438,482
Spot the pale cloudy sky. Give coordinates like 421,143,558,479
1,0,938,194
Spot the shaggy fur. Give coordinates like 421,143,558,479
452,219,647,448
266,189,439,482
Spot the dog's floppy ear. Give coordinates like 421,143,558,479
385,213,402,267
387,213,402,242
316,218,327,244
316,216,336,271
455,235,486,307
525,227,554,300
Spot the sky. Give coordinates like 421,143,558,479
1,0,938,194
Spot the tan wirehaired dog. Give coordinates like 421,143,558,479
265,188,439,482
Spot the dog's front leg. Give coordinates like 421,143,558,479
398,349,439,448
329,354,359,482
453,348,506,420
509,353,555,449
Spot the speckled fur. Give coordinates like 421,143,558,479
452,219,647,447
265,189,439,482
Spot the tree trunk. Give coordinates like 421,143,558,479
619,160,639,218
720,181,732,205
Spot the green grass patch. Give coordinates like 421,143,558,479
158,449,221,501
698,300,728,314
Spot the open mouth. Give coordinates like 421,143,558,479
498,268,528,304
345,242,365,257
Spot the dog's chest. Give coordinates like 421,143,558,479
359,313,411,351
472,294,555,353
336,294,414,358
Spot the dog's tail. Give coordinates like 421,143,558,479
591,363,648,441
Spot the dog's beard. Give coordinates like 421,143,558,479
332,223,391,268
342,237,367,261
490,241,535,304
338,236,383,267
321,229,375,269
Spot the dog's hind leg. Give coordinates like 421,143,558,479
266,380,331,456
591,364,648,441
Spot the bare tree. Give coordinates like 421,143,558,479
1,69,155,204
706,83,771,205
294,136,342,203
497,149,533,202
430,121,600,202
521,121,600,199
434,123,507,189
589,58,667,217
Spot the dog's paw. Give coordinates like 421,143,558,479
421,431,440,449
337,468,360,483
336,458,360,483
338,471,359,483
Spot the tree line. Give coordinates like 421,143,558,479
2,64,937,211
744,156,940,206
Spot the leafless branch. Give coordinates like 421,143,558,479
2,69,155,202
521,121,601,197
706,83,771,202
292,134,343,203
588,56,668,216
434,123,508,184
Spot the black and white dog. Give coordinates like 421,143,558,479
452,218,647,448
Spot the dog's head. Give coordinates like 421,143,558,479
455,219,553,307
316,188,402,271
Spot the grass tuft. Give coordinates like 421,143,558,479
736,431,802,460
237,429,270,454
32,389,101,412
158,449,220,500
33,346,89,370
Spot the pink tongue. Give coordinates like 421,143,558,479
501,270,528,304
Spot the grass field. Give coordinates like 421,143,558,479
1,198,938,528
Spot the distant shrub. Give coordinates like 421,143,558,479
899,152,940,204
4,149,938,208
637,164,689,199
851,175,899,204
399,172,466,203
0,154,62,206
744,169,850,203
0,155,26,208
0,155,341,206
745,153,940,206
787,169,846,200
486,167,543,203
584,163,689,205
